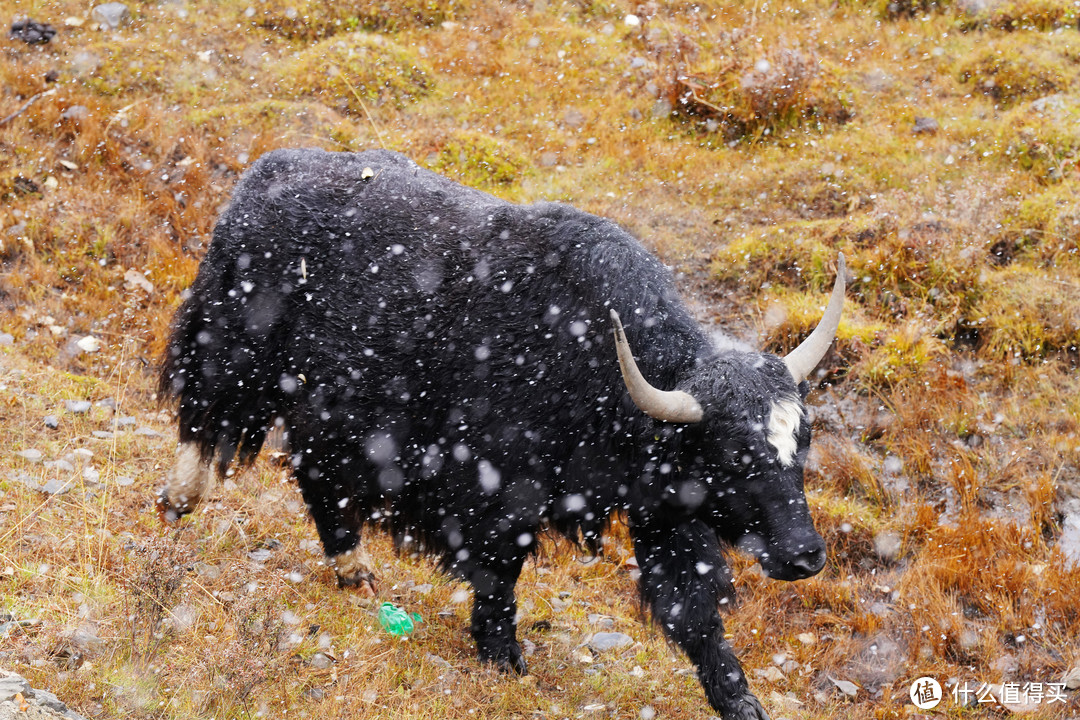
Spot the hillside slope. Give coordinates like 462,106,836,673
2,0,1079,718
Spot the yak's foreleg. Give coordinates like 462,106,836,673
468,560,527,675
292,454,376,596
633,520,770,720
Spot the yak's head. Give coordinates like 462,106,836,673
610,255,845,582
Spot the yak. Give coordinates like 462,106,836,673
159,148,845,720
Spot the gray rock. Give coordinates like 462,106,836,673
44,460,75,473
91,431,113,440
587,613,615,630
309,652,335,669
0,333,13,347
587,632,634,653
15,449,43,463
60,106,90,122
40,478,74,495
0,673,31,701
425,653,452,669
27,688,66,713
955,0,1007,15
113,476,134,487
134,427,160,437
913,117,939,134
65,400,91,414
1059,513,1080,568
91,3,131,29
43,416,59,429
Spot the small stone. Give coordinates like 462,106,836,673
912,117,940,134
16,449,43,463
797,632,817,645
134,426,161,437
587,632,633,653
0,332,13,346
9,18,57,44
40,478,74,495
65,400,92,414
425,653,452,669
1063,666,1080,689
248,548,274,563
45,459,75,473
0,672,31,701
588,614,615,629
412,583,433,594
61,105,91,122
114,476,135,487
123,269,154,293
76,336,102,353
91,3,132,29
44,415,59,429
310,652,335,669
91,431,114,439
754,666,786,683
828,676,859,698
28,687,70,714
64,16,85,27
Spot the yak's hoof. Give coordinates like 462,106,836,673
720,693,771,720
155,492,187,525
481,643,527,675
337,571,377,597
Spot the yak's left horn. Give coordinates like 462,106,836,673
610,310,704,423
783,253,846,384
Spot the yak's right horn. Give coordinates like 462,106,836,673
610,310,704,424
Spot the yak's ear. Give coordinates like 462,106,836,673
783,253,845,384
610,310,703,423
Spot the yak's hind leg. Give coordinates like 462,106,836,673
633,519,770,720
158,443,214,523
291,451,377,596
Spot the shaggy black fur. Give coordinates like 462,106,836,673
160,148,826,719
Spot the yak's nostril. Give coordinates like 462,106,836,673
791,546,826,576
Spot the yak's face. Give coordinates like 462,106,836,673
608,254,844,582
672,353,826,581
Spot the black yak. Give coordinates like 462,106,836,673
159,148,844,720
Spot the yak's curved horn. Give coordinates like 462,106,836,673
783,253,846,384
610,310,704,423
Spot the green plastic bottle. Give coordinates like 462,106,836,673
378,602,422,636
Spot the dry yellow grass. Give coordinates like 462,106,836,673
2,0,1080,718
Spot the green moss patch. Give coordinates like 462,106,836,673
187,100,369,155
420,130,529,190
969,265,1080,358
1001,93,1080,180
248,0,461,39
956,33,1080,105
277,33,433,113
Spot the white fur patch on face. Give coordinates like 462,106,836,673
767,397,803,468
